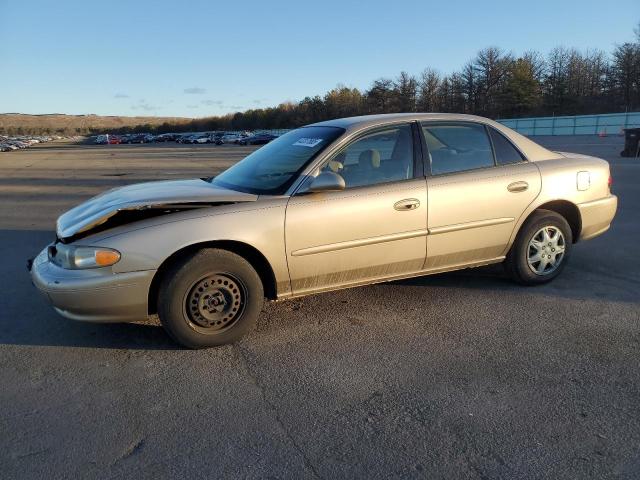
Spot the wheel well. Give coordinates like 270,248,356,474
531,200,582,243
147,241,278,315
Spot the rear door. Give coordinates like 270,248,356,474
422,122,541,270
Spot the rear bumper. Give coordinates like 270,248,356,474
30,247,155,323
577,195,618,241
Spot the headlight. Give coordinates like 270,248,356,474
49,244,121,269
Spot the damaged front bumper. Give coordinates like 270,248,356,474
29,246,155,323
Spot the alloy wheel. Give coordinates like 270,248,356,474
527,226,566,276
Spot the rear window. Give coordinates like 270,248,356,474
489,128,525,165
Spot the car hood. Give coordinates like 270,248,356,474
56,178,257,240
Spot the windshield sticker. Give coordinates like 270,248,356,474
292,138,324,148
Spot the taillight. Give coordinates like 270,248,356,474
608,174,613,193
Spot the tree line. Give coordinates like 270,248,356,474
219,24,639,131
4,23,639,136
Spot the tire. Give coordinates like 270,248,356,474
158,249,264,348
505,209,573,285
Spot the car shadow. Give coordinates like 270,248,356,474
1,228,637,351
1,316,180,351
391,258,639,306
0,229,180,350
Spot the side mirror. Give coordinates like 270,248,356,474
308,171,346,193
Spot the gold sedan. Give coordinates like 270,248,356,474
30,114,618,348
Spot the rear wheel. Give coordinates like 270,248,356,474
505,209,572,285
158,249,264,348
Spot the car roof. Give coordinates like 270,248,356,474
308,113,562,162
309,113,471,129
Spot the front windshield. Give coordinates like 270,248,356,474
212,126,344,194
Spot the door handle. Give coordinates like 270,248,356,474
507,181,529,193
394,198,420,211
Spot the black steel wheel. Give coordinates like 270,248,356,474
184,273,246,333
158,249,264,348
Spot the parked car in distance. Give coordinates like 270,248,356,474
0,134,56,153
176,134,196,144
220,133,247,144
182,134,199,144
30,113,617,348
121,133,151,144
8,140,31,148
238,133,277,145
155,133,179,142
191,134,210,144
211,132,225,145
107,135,121,144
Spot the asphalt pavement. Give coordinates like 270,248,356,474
0,138,638,479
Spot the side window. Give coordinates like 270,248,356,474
320,124,414,188
489,128,525,165
421,123,494,175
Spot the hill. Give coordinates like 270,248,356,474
0,113,193,136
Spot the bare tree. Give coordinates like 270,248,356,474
474,47,513,116
416,68,441,112
544,47,571,113
611,42,640,110
461,62,479,114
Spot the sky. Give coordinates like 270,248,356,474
0,0,638,118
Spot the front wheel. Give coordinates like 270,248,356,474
158,249,264,348
505,209,573,285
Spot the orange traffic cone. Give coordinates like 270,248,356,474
598,127,607,137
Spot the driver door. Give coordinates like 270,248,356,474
284,123,428,296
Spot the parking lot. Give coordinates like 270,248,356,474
1,138,638,478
